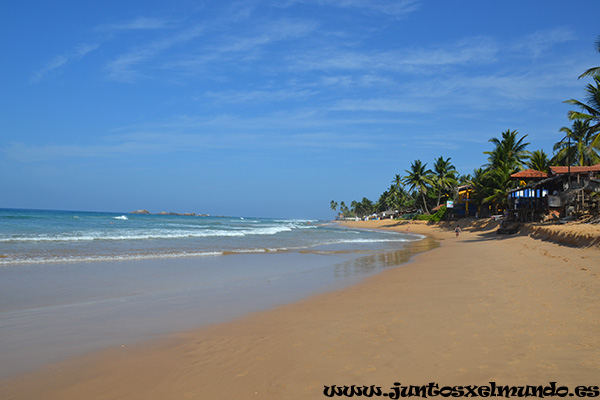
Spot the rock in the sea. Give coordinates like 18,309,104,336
130,209,150,214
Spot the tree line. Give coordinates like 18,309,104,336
331,36,600,220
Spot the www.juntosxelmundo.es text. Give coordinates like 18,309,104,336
323,382,600,398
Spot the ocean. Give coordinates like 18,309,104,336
0,208,422,265
0,208,430,378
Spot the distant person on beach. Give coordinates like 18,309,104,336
454,225,461,237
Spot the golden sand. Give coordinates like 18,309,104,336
2,220,599,399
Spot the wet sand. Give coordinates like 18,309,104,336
2,220,599,399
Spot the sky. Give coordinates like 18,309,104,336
1,1,599,219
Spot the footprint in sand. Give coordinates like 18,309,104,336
537,361,558,371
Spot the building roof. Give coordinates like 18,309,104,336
549,163,600,175
510,169,549,179
507,174,563,193
431,204,444,212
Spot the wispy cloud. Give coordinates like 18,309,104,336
153,18,317,80
104,15,315,83
30,16,175,84
5,106,403,163
331,0,420,17
279,0,420,18
105,25,205,82
96,16,174,32
30,43,98,83
513,27,577,58
219,19,316,52
292,36,498,72
399,37,498,67
331,98,428,113
203,87,317,103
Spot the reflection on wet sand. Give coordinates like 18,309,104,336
333,236,439,278
298,236,439,278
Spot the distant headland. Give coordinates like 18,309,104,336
130,209,213,217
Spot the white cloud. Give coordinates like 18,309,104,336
333,0,420,17
5,106,405,163
105,25,205,82
96,16,174,31
331,98,427,113
104,17,314,82
30,43,99,83
203,87,317,103
398,37,498,67
513,27,577,58
292,36,498,73
279,0,420,18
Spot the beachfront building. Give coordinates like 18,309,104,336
379,209,398,219
507,164,600,221
447,184,477,219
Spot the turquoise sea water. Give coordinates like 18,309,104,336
0,208,427,378
0,208,421,264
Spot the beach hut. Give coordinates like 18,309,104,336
379,209,397,220
507,165,600,221
447,184,477,219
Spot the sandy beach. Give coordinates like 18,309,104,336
2,219,600,399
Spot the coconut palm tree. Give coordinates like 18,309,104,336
457,173,472,186
339,201,349,217
565,75,600,141
330,200,338,213
386,175,415,213
483,161,518,213
432,156,458,207
553,120,600,166
351,197,374,218
403,160,434,214
469,167,492,216
478,130,530,214
484,129,530,171
526,149,551,172
376,190,390,213
393,174,403,191
389,174,408,211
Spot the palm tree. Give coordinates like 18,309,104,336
391,174,401,210
457,173,472,186
339,201,349,217
553,120,600,166
330,200,338,213
432,156,458,207
469,167,492,216
376,190,390,213
386,185,397,211
484,129,530,170
564,75,600,141
578,35,600,79
393,174,403,191
483,161,518,213
403,160,434,214
526,149,551,172
351,198,374,218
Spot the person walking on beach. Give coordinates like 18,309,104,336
454,225,461,237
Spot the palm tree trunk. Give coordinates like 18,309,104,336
421,192,430,214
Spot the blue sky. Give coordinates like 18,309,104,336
1,1,599,219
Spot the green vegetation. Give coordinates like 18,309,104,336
331,36,600,221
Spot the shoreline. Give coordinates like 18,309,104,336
0,227,430,380
2,220,600,399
